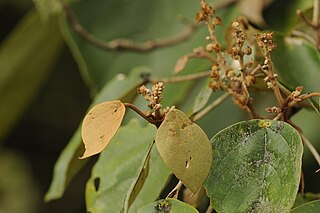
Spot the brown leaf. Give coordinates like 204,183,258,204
174,55,189,74
80,100,126,159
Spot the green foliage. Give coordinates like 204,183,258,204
204,120,303,212
85,119,170,213
3,0,320,212
0,9,63,141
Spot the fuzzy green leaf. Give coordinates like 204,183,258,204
155,109,212,193
204,119,303,213
137,198,199,213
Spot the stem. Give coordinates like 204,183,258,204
166,181,183,199
191,93,230,122
124,103,158,125
313,0,319,27
150,70,211,84
291,30,317,45
300,131,320,171
297,10,314,28
60,0,198,52
205,205,213,213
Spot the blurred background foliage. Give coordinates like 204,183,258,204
0,0,319,212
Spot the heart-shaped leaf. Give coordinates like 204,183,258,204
204,119,303,213
155,109,212,193
137,198,199,213
80,100,125,158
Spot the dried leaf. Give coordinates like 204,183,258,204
155,109,212,193
80,100,126,159
174,55,189,74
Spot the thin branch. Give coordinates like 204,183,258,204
291,30,317,45
191,92,230,122
124,103,159,125
166,181,183,199
300,131,320,172
297,10,314,28
150,70,211,84
205,205,214,213
61,0,199,52
313,0,320,27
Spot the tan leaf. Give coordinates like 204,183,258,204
174,55,189,74
155,109,212,193
80,100,126,159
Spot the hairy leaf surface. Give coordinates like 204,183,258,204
204,120,303,213
155,109,212,193
80,100,125,159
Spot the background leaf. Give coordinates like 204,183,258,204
155,109,212,193
137,198,199,213
272,35,320,95
204,119,303,213
0,9,63,141
86,119,170,213
291,200,320,213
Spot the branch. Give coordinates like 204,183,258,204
150,70,212,84
61,1,199,52
124,103,160,126
300,132,320,172
166,181,183,199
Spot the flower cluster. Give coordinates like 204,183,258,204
137,82,164,110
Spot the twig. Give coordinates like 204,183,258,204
291,30,316,45
60,1,199,52
297,10,314,28
205,205,214,213
300,131,320,172
166,181,183,199
124,103,160,126
150,70,211,84
313,0,320,27
191,93,230,122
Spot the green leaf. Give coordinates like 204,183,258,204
155,109,212,193
123,142,153,213
291,200,320,213
204,119,303,213
45,67,145,201
86,119,170,213
0,9,63,141
192,79,212,114
137,198,199,213
272,35,320,96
